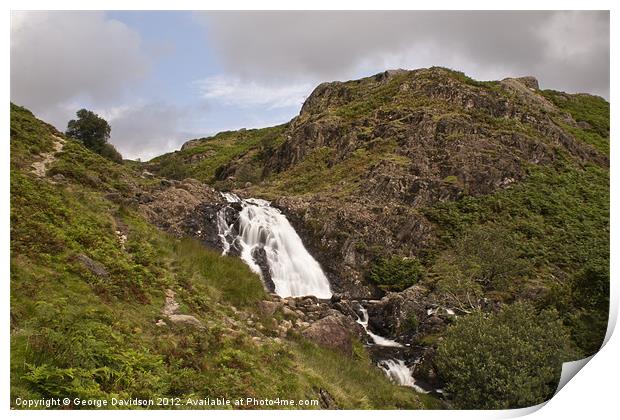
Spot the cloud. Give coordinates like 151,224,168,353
195,75,313,109
102,102,188,161
11,11,149,109
196,11,609,97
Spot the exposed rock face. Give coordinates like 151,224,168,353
365,285,454,340
301,312,364,355
139,178,225,248
222,68,607,298
252,247,276,292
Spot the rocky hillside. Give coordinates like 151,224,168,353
10,104,437,409
148,67,608,307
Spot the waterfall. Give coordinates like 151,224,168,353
379,359,427,393
217,193,332,299
355,304,430,391
355,306,403,348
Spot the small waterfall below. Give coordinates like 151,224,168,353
355,305,428,392
217,192,332,299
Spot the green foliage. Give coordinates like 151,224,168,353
66,109,111,150
368,256,423,292
541,258,609,356
435,303,576,409
425,163,609,354
430,225,531,310
66,109,121,162
541,90,610,155
148,125,286,184
98,143,124,163
541,90,609,138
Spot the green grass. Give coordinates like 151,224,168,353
147,125,286,183
541,90,610,155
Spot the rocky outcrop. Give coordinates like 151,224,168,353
73,254,109,279
301,312,364,355
365,285,456,341
229,68,607,297
139,178,225,248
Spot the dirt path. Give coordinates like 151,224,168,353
31,135,66,177
158,289,204,328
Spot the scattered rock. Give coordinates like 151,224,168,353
73,254,109,279
257,300,282,317
31,136,65,178
161,289,204,329
282,306,298,318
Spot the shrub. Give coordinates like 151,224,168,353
368,256,423,292
430,225,531,311
435,302,576,409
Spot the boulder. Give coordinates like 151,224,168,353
257,300,281,317
73,254,109,279
302,313,363,355
168,314,204,329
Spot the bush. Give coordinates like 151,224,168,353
368,256,423,292
431,225,531,311
435,302,576,409
98,143,123,163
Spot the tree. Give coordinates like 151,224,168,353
66,109,121,163
431,225,531,312
435,302,576,409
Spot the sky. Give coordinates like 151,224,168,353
10,10,610,160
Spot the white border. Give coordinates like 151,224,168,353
2,2,616,419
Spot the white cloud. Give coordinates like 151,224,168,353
195,75,313,109
11,11,149,109
103,102,187,161
195,11,609,98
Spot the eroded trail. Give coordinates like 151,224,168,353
31,135,65,177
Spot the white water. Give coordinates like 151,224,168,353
355,307,403,348
217,193,332,299
355,305,430,390
379,359,427,393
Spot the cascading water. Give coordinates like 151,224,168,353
355,304,428,392
217,192,332,299
356,306,403,348
379,360,427,393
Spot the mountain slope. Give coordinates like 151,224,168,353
10,104,434,409
147,68,608,324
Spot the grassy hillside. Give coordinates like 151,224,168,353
10,104,434,409
146,125,286,184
